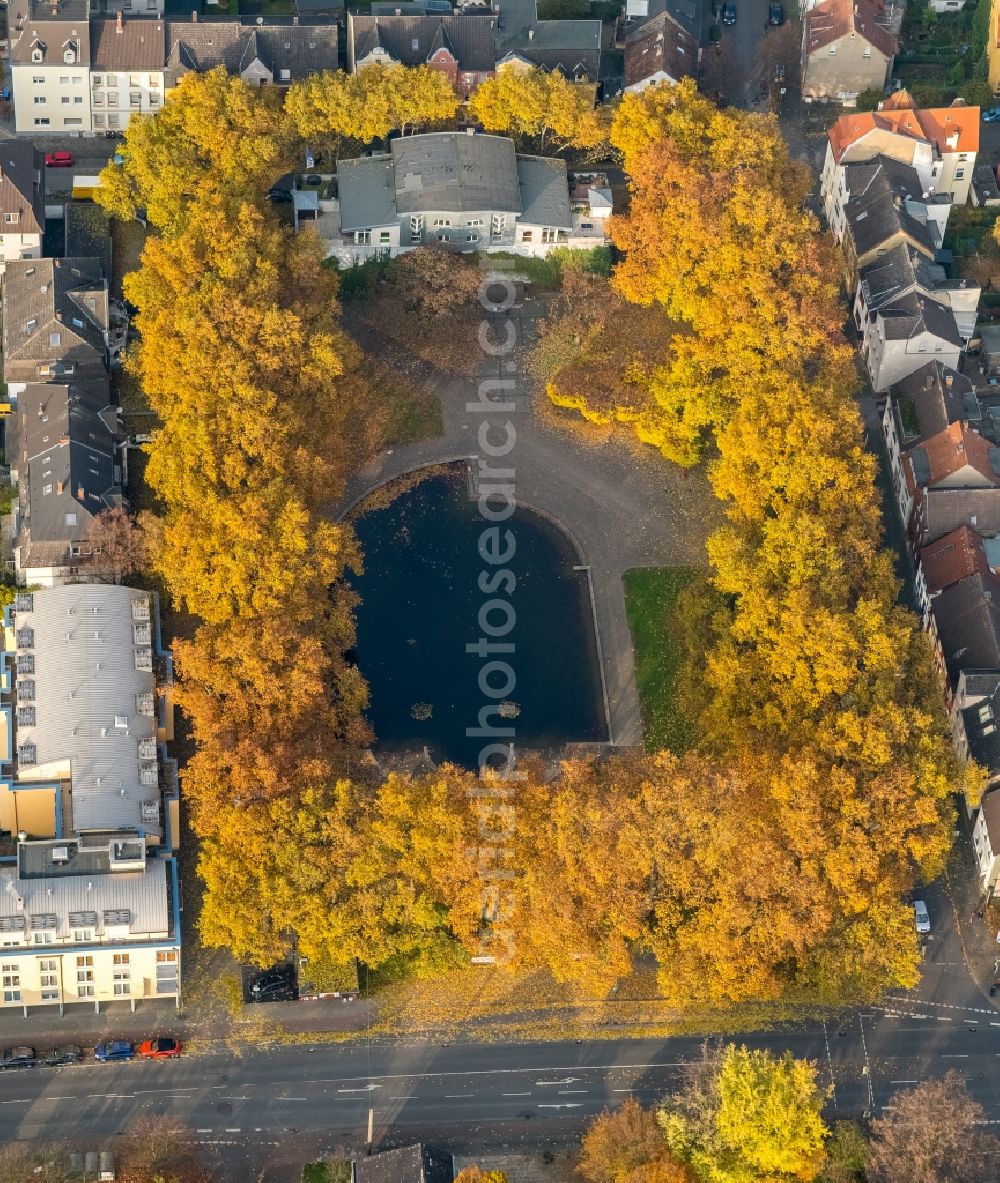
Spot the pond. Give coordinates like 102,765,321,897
349,467,608,769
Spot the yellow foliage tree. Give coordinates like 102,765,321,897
469,67,608,152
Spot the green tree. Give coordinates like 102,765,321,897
661,1045,828,1183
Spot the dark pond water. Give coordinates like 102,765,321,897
349,468,608,768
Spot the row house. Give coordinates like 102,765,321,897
495,0,601,81
623,9,699,94
347,12,497,97
822,93,980,219
10,4,339,135
0,142,45,273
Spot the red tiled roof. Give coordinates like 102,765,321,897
921,422,1000,485
828,99,979,163
919,524,994,593
623,10,697,88
805,0,896,59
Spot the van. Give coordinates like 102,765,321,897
914,900,931,934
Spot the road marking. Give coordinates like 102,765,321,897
942,1054,970,1058
559,1089,588,1094
196,1129,212,1134
612,1089,633,1093
337,1084,382,1094
277,1097,308,1102
536,1077,580,1086
224,1128,241,1133
935,1017,953,1022
135,1088,199,1095
86,1094,134,1100
538,1103,583,1110
262,1061,688,1090
0,1099,28,1105
445,1094,474,1098
502,1093,531,1097
890,1080,919,1084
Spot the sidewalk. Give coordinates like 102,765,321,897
0,993,377,1050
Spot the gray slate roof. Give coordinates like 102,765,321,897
496,0,601,78
18,380,118,548
12,585,162,836
351,13,496,71
517,155,571,229
843,155,936,259
2,257,108,385
164,19,337,82
877,290,962,347
919,487,1000,546
392,132,520,214
932,572,1000,681
355,1145,425,1183
336,155,397,232
10,10,90,66
963,683,1000,780
0,141,44,238
888,361,972,443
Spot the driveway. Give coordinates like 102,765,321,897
335,296,721,749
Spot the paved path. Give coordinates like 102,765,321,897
335,297,720,748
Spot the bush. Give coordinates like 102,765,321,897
854,87,884,111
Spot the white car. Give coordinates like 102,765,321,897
914,900,931,934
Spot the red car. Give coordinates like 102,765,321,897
44,151,74,168
138,1037,182,1060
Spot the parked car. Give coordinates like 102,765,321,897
914,900,931,934
721,2,736,22
266,187,293,204
44,151,73,168
0,1046,36,1070
94,1040,134,1062
249,964,298,1003
984,107,1000,123
768,2,784,23
138,1037,182,1060
44,1045,83,1067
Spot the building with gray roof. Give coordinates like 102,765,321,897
496,0,602,79
349,12,497,95
164,19,338,86
10,585,165,840
2,257,109,387
932,572,1000,684
335,131,590,259
8,381,121,587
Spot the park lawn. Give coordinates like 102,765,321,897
624,566,699,754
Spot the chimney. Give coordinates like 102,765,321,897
116,10,122,31
192,8,198,19
946,373,954,387
56,481,63,494
528,27,534,38
292,13,299,22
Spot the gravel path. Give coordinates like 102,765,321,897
336,297,720,748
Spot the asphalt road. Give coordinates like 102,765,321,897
5,1013,1000,1177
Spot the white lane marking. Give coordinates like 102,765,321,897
337,1084,383,1094
942,1054,970,1058
268,1061,687,1089
935,1017,953,1022
536,1077,580,1086
277,1097,308,1102
612,1089,633,1093
86,1094,134,1100
135,1088,199,1095
559,1089,588,1094
444,1094,473,1099
890,1080,919,1084
0,1099,29,1105
224,1127,241,1133
502,1092,531,1097
196,1129,212,1134
538,1103,583,1110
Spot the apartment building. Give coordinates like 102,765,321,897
0,586,180,1014
0,141,45,273
10,0,92,135
90,14,165,133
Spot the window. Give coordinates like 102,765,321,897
76,956,93,981
3,989,20,1003
432,218,451,227
107,90,118,104
491,214,505,238
32,76,44,84
72,75,82,83
2,965,20,989
828,45,836,54
33,97,47,105
410,215,424,236
41,484,52,496
113,981,130,996
63,48,76,64
379,231,391,245
541,228,557,243
863,46,871,57
92,74,104,85
354,230,371,245
59,75,69,83
64,118,82,127
73,96,82,104
956,168,966,179
93,114,105,127
114,715,128,729
33,118,50,126
466,219,484,227
41,989,59,1001
157,950,177,963
129,74,141,85
49,332,60,347
466,234,479,243
107,114,119,128
113,953,130,966
39,961,57,990
521,230,533,242
31,48,43,64
61,96,70,105
149,92,160,106
77,984,94,998
4,212,18,224
92,93,105,106
129,92,141,107
280,69,291,81
72,929,93,943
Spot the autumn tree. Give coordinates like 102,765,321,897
454,1168,510,1183
867,1075,999,1183
469,67,608,152
86,505,146,584
383,248,484,317
286,63,459,146
661,1045,828,1183
96,67,293,233
579,1099,695,1183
